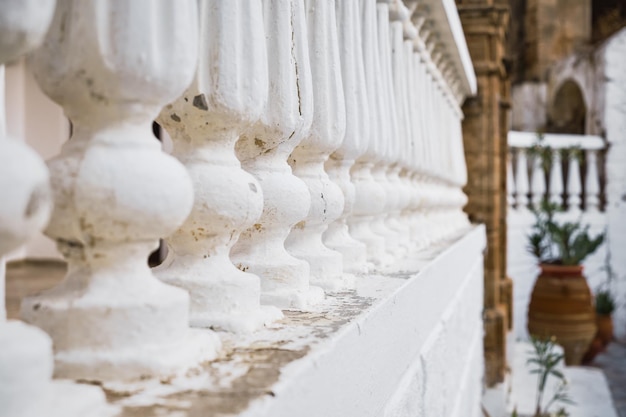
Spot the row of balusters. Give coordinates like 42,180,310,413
507,146,607,212
7,0,470,382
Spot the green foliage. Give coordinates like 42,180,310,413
527,201,605,265
595,288,616,315
528,337,574,417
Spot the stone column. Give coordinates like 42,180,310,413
22,0,219,382
457,0,512,387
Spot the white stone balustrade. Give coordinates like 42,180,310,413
231,0,324,310
4,0,477,399
21,0,219,381
286,0,349,291
156,0,282,331
507,131,607,213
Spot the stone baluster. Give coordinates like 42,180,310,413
323,0,369,274
156,0,284,330
392,2,418,250
287,0,349,291
515,149,530,210
421,39,442,242
231,0,324,309
386,2,409,251
428,50,443,180
23,0,219,381
406,22,426,246
418,30,434,177
585,150,601,212
349,0,391,266
567,151,582,212
410,26,432,248
370,0,403,259
0,3,107,414
549,150,564,208
531,152,546,209
447,101,470,234
0,63,116,416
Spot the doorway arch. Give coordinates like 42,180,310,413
548,80,587,134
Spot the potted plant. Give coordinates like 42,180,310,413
526,201,605,365
594,288,616,346
582,287,616,364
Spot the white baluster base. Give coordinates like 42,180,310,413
0,321,117,417
287,159,351,292
156,255,283,333
324,224,368,274
287,229,355,292
22,246,220,381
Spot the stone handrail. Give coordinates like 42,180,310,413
1,0,476,408
507,130,607,212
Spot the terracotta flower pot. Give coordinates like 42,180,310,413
596,314,614,347
527,264,597,365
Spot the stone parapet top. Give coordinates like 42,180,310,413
508,130,605,150
26,226,485,417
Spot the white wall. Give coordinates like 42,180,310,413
602,28,626,340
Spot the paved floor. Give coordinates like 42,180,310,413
591,338,626,417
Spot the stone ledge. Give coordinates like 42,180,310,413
8,226,486,417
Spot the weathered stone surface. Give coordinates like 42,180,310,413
7,227,487,417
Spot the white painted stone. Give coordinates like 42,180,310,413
241,227,486,417
515,149,531,209
585,150,600,211
531,151,546,209
386,2,414,252
370,0,405,259
348,0,391,267
567,153,582,212
231,0,324,310
157,0,282,331
602,28,626,339
22,0,219,381
286,0,350,292
0,1,116,415
549,149,564,207
322,0,370,275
